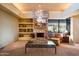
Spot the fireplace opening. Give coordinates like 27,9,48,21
37,33,44,37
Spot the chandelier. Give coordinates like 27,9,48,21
32,5,49,23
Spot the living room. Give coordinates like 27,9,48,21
0,3,79,56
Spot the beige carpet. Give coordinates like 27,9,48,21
0,41,79,56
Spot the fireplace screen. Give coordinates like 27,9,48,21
37,33,44,37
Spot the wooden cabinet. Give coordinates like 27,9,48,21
62,36,69,43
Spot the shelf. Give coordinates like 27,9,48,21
18,18,33,22
19,27,33,29
19,31,33,33
19,22,33,24
19,32,33,35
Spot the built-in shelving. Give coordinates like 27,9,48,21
18,18,48,42
18,18,34,40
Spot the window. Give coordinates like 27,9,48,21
59,20,66,33
48,20,58,33
48,19,70,34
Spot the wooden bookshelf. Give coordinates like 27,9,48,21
18,18,34,40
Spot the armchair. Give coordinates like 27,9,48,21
48,33,63,45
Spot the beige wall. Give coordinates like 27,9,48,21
0,9,18,48
71,15,79,43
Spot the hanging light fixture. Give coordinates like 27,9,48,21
32,4,49,23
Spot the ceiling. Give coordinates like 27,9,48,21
13,3,71,12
